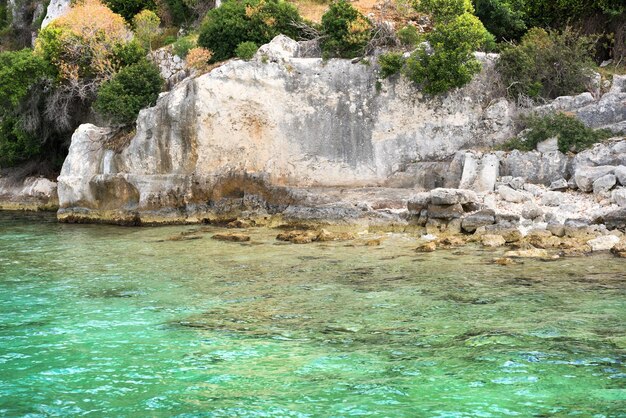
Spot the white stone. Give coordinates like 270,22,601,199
536,136,558,153
41,0,71,29
587,235,620,251
498,185,529,203
593,173,616,195
612,188,626,207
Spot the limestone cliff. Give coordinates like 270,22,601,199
56,36,626,225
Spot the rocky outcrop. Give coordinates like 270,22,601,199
57,36,516,224
41,0,71,28
0,176,58,211
55,36,626,226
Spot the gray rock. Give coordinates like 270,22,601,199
570,140,626,174
496,213,521,224
521,202,543,220
593,174,616,195
461,209,496,232
407,192,431,214
540,191,563,207
615,166,626,186
41,0,71,29
500,150,569,185
536,137,559,153
549,178,568,191
255,34,300,62
429,188,478,205
509,177,525,190
427,204,464,220
498,185,530,203
613,188,626,207
574,166,615,192
604,208,626,230
458,153,499,192
547,223,565,237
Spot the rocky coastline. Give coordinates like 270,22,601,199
1,36,625,256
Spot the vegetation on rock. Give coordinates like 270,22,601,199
198,0,302,62
320,0,372,59
501,112,613,153
94,59,163,124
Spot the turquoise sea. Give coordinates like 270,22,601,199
0,212,624,417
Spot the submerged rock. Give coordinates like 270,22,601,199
415,241,437,252
212,233,251,242
481,234,506,247
504,248,549,258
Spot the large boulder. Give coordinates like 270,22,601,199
461,209,496,232
574,166,615,192
500,150,569,185
603,209,626,230
498,185,530,203
593,174,616,195
429,188,478,205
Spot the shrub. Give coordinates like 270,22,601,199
0,116,41,167
235,41,258,60
320,0,372,58
104,0,157,22
404,12,489,94
378,52,404,78
501,112,613,153
197,0,302,62
474,0,526,41
397,25,421,47
497,27,596,100
185,47,213,72
133,9,161,51
94,59,163,124
416,0,474,22
36,0,132,83
0,49,53,167
112,41,147,68
173,36,196,58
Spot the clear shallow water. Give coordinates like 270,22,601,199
0,212,624,417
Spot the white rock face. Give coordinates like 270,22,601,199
41,0,71,28
57,36,518,222
0,176,58,210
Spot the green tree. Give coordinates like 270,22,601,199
133,9,161,51
104,0,157,22
473,0,526,41
320,0,372,59
497,27,596,100
0,49,52,167
416,0,474,22
404,12,489,94
94,59,163,124
197,0,302,62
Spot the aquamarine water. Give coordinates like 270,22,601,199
0,212,624,417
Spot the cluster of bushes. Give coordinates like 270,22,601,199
197,0,302,62
0,0,163,167
501,112,613,153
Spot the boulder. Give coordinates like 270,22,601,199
500,150,569,185
521,202,543,220
484,224,523,242
407,192,431,214
549,178,568,191
508,177,526,190
498,185,530,203
430,188,478,205
570,141,626,173
536,137,559,153
603,209,626,230
541,191,563,207
427,204,464,220
575,166,616,192
458,153,499,192
547,223,565,237
587,235,620,251
615,166,626,186
254,34,300,62
592,174,616,195
526,230,561,248
613,188,626,207
461,209,496,232
481,234,506,247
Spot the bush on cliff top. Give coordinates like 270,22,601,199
320,0,372,59
403,11,489,94
94,59,163,125
497,27,596,101
197,0,302,63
